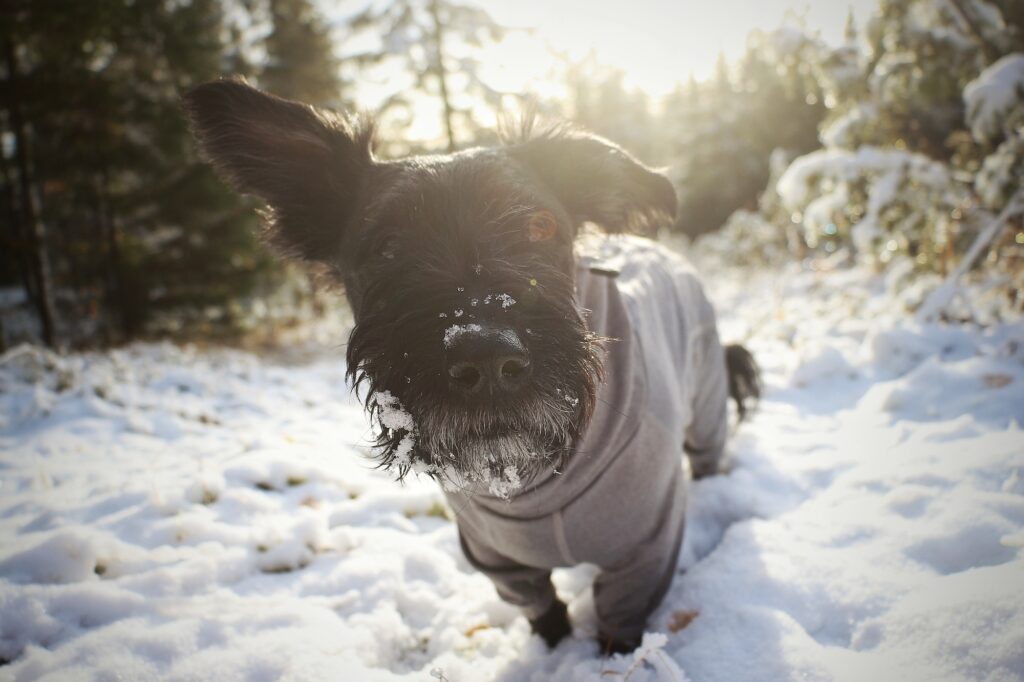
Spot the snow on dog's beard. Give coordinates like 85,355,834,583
364,346,600,499
413,387,589,498
366,396,583,499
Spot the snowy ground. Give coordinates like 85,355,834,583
1,260,1023,682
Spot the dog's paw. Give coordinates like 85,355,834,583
597,633,641,656
529,599,571,649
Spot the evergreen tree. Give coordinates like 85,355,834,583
663,31,825,237
0,1,343,346
258,0,350,318
262,0,345,108
843,6,858,44
828,0,1013,158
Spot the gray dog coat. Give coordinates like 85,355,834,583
443,235,729,641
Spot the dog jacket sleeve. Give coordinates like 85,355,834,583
444,236,729,641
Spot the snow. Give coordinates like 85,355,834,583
486,466,522,500
755,26,821,63
819,103,880,150
372,391,416,434
495,293,516,309
443,324,483,348
372,390,416,466
777,147,951,212
964,53,1024,144
2,258,1023,680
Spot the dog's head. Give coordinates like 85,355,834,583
184,79,675,496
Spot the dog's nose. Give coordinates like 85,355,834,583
446,327,531,394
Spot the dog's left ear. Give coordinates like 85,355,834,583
182,78,374,263
507,129,676,233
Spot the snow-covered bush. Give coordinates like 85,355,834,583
976,131,1024,210
775,146,979,267
966,54,1024,213
964,53,1024,145
819,102,881,149
710,210,792,267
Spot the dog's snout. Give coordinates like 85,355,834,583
446,328,531,394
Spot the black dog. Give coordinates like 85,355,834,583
184,79,760,654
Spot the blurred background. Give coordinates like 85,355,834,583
2,0,1022,350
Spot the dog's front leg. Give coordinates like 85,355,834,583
457,529,571,648
592,526,684,655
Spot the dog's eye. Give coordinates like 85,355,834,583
526,210,557,242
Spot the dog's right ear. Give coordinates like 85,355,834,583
182,78,374,263
506,123,676,234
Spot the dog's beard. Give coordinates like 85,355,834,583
415,387,585,498
429,433,542,499
369,384,588,500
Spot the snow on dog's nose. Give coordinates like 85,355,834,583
444,324,531,395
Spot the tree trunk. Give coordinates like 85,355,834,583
97,165,131,340
3,36,57,347
0,142,36,306
427,0,456,152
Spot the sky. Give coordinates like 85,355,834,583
474,0,877,95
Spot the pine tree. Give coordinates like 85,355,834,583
663,30,825,237
0,1,282,345
843,7,858,44
262,0,344,108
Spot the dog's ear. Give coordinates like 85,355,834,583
182,78,374,263
507,127,676,233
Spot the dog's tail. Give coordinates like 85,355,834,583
724,344,761,422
